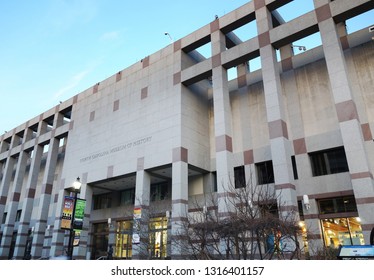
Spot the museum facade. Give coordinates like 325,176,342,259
1,0,374,259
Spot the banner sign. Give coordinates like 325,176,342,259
132,233,140,244
61,196,75,230
133,207,141,244
133,207,141,220
73,198,86,230
73,230,81,246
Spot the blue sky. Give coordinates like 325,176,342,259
0,0,373,134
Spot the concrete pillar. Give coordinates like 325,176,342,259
203,173,215,194
0,160,3,180
23,127,34,143
13,144,43,259
255,4,298,219
171,158,189,259
47,136,68,258
0,155,16,259
132,158,151,259
0,151,29,259
54,112,64,129
31,138,60,259
49,187,67,257
211,26,235,215
10,134,21,149
315,0,374,244
0,137,8,154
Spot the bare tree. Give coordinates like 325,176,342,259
132,192,171,259
173,173,305,260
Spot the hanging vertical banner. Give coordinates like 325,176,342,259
73,230,81,246
61,196,75,230
73,198,86,230
133,207,142,220
133,207,142,244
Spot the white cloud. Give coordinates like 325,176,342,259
100,31,120,41
53,69,90,100
51,56,105,103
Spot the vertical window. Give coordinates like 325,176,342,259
309,147,349,176
298,200,304,220
15,210,22,222
256,161,275,184
2,212,7,224
291,156,298,180
234,166,246,189
213,172,217,192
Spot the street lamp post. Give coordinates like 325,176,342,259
67,177,82,260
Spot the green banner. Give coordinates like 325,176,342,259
73,198,86,230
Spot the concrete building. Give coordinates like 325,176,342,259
1,0,374,260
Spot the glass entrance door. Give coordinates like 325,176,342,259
115,221,133,259
149,217,168,259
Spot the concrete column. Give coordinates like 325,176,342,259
0,137,8,154
23,127,34,143
255,5,298,219
49,188,67,257
31,138,60,259
132,159,151,259
0,155,16,258
54,112,64,129
301,198,324,256
0,151,29,259
13,145,43,259
171,159,189,259
315,0,374,244
237,62,249,77
0,160,3,179
10,134,21,149
48,136,69,258
211,27,235,215
203,173,215,194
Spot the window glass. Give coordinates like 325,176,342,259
115,221,133,259
149,217,168,259
321,217,364,248
234,166,246,188
2,212,7,224
150,182,170,201
291,156,298,180
259,203,278,217
256,161,274,184
15,210,22,222
92,223,108,259
309,147,349,176
120,188,135,206
93,193,112,210
318,196,357,214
